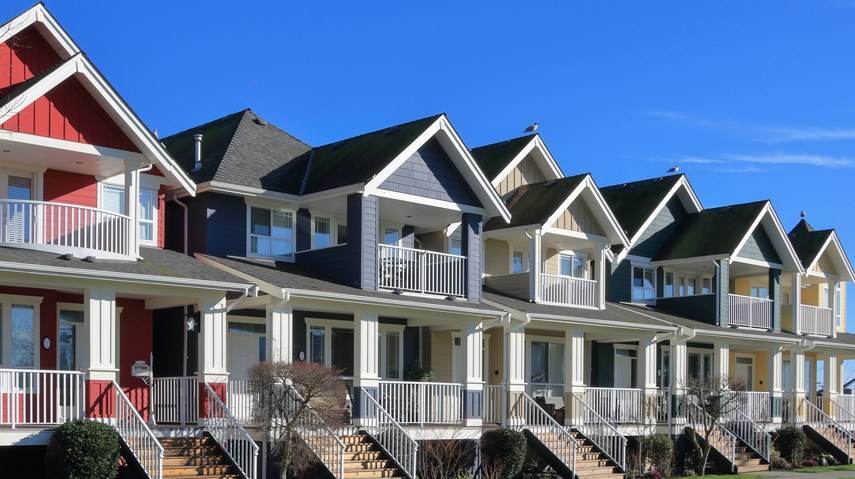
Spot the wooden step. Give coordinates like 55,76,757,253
163,464,234,477
737,463,771,473
163,455,227,466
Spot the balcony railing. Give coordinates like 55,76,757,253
583,387,643,424
378,381,463,425
483,384,505,424
0,369,85,427
377,244,466,297
728,294,772,329
722,391,771,423
540,274,598,308
0,199,131,259
800,304,834,336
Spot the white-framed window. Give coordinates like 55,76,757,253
701,277,712,294
687,277,697,296
101,180,160,246
687,350,712,382
750,286,769,299
449,231,462,256
664,272,674,297
632,265,656,302
379,329,404,380
58,304,84,371
527,337,564,397
306,318,404,380
382,226,402,246
558,253,588,279
512,250,526,274
662,269,713,298
678,275,686,296
0,295,42,368
312,215,333,249
248,206,294,259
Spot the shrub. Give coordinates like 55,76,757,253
774,424,806,465
403,360,434,381
770,448,793,470
480,428,527,479
45,419,121,479
642,434,674,477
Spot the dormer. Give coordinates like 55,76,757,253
471,134,563,199
0,5,194,260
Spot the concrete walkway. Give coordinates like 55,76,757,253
757,470,855,478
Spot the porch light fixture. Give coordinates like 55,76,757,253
42,337,51,350
186,317,197,331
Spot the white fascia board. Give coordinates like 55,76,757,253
531,313,675,332
285,288,505,318
482,224,542,239
692,328,801,344
532,135,565,179
729,256,784,270
0,260,252,292
542,176,629,247
0,4,80,59
805,232,855,282
490,135,563,187
677,176,703,213
372,188,487,215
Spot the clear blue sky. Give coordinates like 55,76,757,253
5,3,855,346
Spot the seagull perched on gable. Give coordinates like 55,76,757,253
666,165,679,173
524,122,538,133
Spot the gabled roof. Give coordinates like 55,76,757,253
0,4,196,194
161,109,311,192
653,200,804,271
788,219,855,281
470,133,563,185
600,174,702,242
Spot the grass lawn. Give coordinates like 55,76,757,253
698,475,763,479
791,464,855,473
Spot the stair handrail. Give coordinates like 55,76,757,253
572,393,627,471
805,399,853,459
509,393,577,474
685,398,737,473
282,383,351,479
113,380,164,479
202,382,259,479
360,389,419,479
723,408,771,463
829,398,855,429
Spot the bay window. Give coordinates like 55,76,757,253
249,206,294,259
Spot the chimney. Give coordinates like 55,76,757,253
192,134,203,172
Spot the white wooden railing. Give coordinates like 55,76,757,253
656,390,671,423
0,199,131,258
361,390,419,478
583,387,643,424
283,384,352,479
114,380,163,479
0,369,85,427
723,408,771,463
378,381,463,425
483,385,505,424
728,294,772,329
540,274,598,308
527,382,564,398
834,395,855,424
228,379,261,424
573,393,627,471
686,398,737,473
202,383,258,479
377,244,466,297
800,305,834,336
151,376,197,425
805,399,852,459
510,392,577,474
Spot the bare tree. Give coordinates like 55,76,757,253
249,361,347,479
417,429,478,479
682,375,747,476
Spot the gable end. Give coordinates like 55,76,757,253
737,225,782,264
555,197,605,236
631,196,688,258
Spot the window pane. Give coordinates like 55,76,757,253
548,344,564,384
251,207,271,236
702,278,711,294
383,228,400,245
251,236,270,255
530,342,548,383
664,273,674,297
309,327,325,365
559,255,571,277
633,267,644,287
314,217,331,248
331,328,354,376
271,239,292,257
337,223,348,245
139,189,155,221
103,185,125,214
572,257,586,279
271,211,293,239
687,278,696,296
385,332,400,379
644,269,655,289
512,252,524,274
450,238,462,256
259,337,267,363
59,323,76,370
8,176,32,200
11,305,34,367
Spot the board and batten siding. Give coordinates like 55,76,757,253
379,138,480,207
631,196,687,259
813,254,836,275
496,154,546,197
553,199,604,236
485,239,510,276
736,225,782,264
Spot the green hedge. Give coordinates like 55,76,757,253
481,428,527,479
45,419,121,479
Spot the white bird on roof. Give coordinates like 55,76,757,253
667,165,679,173
524,122,538,133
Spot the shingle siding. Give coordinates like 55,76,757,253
296,245,357,286
347,194,379,290
631,196,687,258
737,226,782,264
462,213,482,301
379,138,480,207
205,193,246,257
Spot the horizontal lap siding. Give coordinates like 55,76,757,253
736,226,782,264
296,245,358,287
43,169,97,207
484,239,509,276
631,196,687,258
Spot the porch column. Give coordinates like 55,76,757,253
124,160,140,257
529,230,542,302
714,341,729,381
829,280,839,338
670,336,689,425
791,350,807,423
791,274,802,335
504,326,526,426
197,295,228,422
768,346,783,423
769,268,782,332
352,310,380,426
84,288,118,419
638,334,658,424
463,321,484,427
595,245,607,309
822,353,839,415
563,329,585,426
266,300,293,362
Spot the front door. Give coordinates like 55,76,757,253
227,324,266,380
735,356,754,390
613,348,636,388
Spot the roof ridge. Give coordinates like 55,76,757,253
313,113,443,149
161,108,250,141
699,199,768,213
601,173,683,191
470,133,537,151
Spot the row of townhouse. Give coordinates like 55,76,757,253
0,4,853,479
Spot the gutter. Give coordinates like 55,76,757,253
281,287,505,317
226,285,260,313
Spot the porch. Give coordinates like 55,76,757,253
485,272,599,309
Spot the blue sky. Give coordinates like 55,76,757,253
5,1,855,378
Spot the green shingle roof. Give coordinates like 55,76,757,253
788,219,833,270
484,174,588,231
653,201,768,261
470,134,536,181
600,175,684,239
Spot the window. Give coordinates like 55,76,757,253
59,309,84,371
249,207,294,258
678,276,686,296
750,287,769,299
559,253,588,279
688,351,712,382
379,330,402,380
632,266,655,302
382,227,401,246
664,272,674,297
529,340,564,397
686,278,696,296
0,301,38,369
103,184,158,244
701,277,712,294
307,319,401,380
449,233,462,256
313,216,332,249
309,326,325,365
512,251,525,274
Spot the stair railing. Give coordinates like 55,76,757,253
572,393,627,471
829,398,855,432
113,380,163,479
203,383,258,479
805,399,852,459
723,408,771,463
685,399,737,473
360,389,419,478
509,393,577,474
282,383,352,479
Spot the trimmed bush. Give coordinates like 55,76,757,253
774,424,806,464
45,419,121,479
481,428,527,479
642,434,674,476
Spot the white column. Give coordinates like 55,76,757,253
829,280,839,338
768,346,783,422
714,341,730,382
791,274,802,334
266,300,293,362
197,296,228,382
564,329,585,425
463,321,484,426
824,353,839,403
596,244,607,309
124,160,140,257
85,288,118,381
670,337,689,425
791,350,806,423
530,230,542,302
353,310,379,426
504,326,526,426
639,334,658,423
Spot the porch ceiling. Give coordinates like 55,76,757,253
0,134,145,177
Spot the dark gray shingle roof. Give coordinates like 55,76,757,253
470,135,536,181
601,175,684,239
788,219,834,270
484,175,588,231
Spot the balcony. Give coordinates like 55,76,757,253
0,199,132,259
728,294,772,329
800,305,834,336
377,244,466,297
540,274,598,308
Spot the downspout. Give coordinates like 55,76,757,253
168,193,191,378
226,285,259,313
